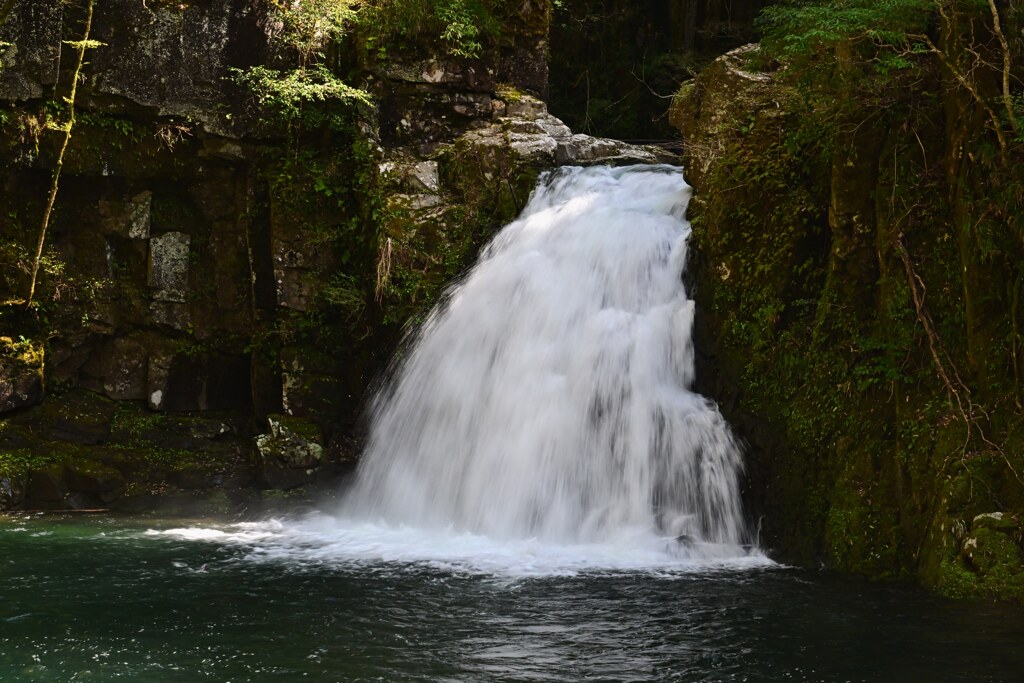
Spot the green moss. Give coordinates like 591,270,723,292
110,403,165,445
675,35,1024,598
495,83,524,103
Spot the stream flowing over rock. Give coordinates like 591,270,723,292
345,165,752,557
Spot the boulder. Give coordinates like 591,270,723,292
0,474,26,510
458,95,671,168
254,414,325,490
972,512,1019,533
961,528,1024,576
669,43,777,184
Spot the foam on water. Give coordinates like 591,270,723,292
148,515,773,577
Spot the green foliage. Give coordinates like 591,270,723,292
759,0,933,61
234,65,370,122
360,0,495,58
235,0,368,126
238,0,499,124
270,0,358,66
0,447,59,481
320,272,368,323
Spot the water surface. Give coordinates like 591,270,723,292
2,513,1023,682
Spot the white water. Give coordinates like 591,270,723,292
149,515,771,578
153,165,766,574
343,165,754,560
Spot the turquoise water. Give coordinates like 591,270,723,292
2,513,1023,682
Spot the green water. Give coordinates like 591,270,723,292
2,513,1023,682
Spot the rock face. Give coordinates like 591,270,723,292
1,0,267,133
672,43,1024,600
0,0,679,503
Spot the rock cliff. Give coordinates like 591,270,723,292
672,41,1024,600
0,0,668,510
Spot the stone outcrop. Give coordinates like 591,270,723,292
254,414,326,490
672,44,1024,600
1,0,268,134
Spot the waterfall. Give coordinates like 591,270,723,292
345,165,752,558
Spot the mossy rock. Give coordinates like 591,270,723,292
943,527,1024,601
0,336,44,414
961,528,1024,576
254,414,326,490
972,512,1020,533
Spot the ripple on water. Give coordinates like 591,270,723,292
3,516,1024,683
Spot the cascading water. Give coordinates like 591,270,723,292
343,165,753,560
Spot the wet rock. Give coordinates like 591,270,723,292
0,0,62,100
99,191,152,239
0,475,26,510
87,0,267,137
280,347,343,422
381,156,441,194
380,58,492,90
171,468,218,491
149,300,192,332
254,414,325,490
459,95,670,169
66,492,106,510
46,389,116,445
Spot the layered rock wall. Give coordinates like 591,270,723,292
0,0,669,510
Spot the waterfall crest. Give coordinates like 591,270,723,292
345,165,752,558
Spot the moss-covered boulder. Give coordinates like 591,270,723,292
0,336,44,414
254,414,326,490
